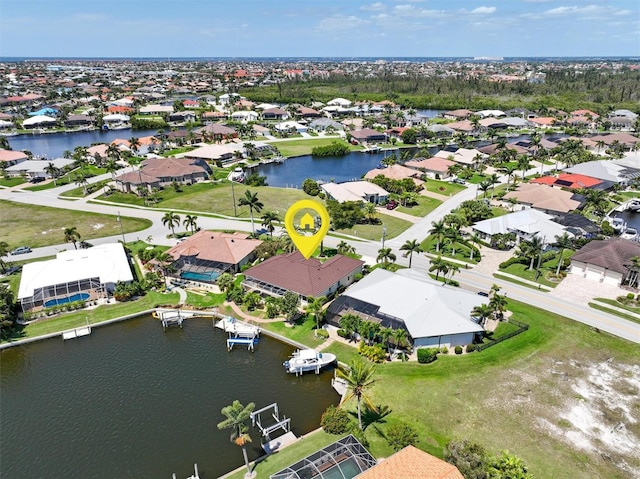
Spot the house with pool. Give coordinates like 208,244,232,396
17,243,133,312
164,231,262,282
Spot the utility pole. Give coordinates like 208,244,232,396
381,225,387,250
231,180,237,217
117,210,126,243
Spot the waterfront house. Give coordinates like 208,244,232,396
114,157,209,194
350,128,386,144
530,173,610,191
243,252,364,302
321,181,389,204
357,445,464,479
196,123,237,141
18,243,133,311
564,159,640,186
442,109,473,120
261,107,289,120
0,149,28,168
64,114,94,128
405,156,456,179
364,164,425,188
472,209,572,246
503,183,583,214
21,115,56,129
434,147,485,167
165,231,262,279
326,268,484,349
570,238,640,286
4,158,74,180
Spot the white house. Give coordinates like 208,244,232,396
321,181,389,204
472,209,571,245
18,243,134,311
327,98,352,107
4,158,75,180
275,121,308,133
327,268,485,349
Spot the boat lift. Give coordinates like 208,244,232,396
251,403,291,439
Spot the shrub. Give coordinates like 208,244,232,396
627,292,635,300
315,329,329,339
311,142,350,157
320,405,351,434
302,178,321,196
386,422,419,451
440,346,449,354
417,347,439,364
466,343,476,353
358,342,386,363
455,345,463,355
337,329,349,338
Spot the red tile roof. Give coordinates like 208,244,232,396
244,252,363,297
357,446,464,479
530,173,603,189
0,149,28,163
166,230,261,266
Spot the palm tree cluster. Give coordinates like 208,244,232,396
472,284,508,325
338,313,409,356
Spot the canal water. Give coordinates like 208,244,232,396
6,128,158,159
0,316,339,479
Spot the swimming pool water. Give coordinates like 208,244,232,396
180,270,220,282
44,293,90,308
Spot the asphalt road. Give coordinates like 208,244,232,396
2,168,639,344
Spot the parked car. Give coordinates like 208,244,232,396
29,177,45,184
452,178,466,185
10,246,31,255
386,200,398,210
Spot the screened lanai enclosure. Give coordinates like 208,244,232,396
20,277,105,311
270,435,377,479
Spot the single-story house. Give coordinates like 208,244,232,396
327,98,352,107
442,109,473,120
4,158,74,180
503,183,583,214
114,157,209,193
18,243,133,311
350,128,386,144
472,209,572,246
21,115,56,129
364,164,424,187
434,147,486,166
168,111,197,123
405,156,456,179
570,238,640,286
444,120,474,133
230,110,259,122
356,445,464,479
326,268,484,349
64,114,94,127
0,149,28,167
564,160,640,186
477,142,529,156
165,231,262,279
321,181,389,204
243,252,364,302
297,106,323,118
139,105,174,115
275,121,307,133
530,173,609,190
262,107,289,120
185,143,241,164
477,109,505,118
196,123,237,140
309,118,344,132
590,132,639,150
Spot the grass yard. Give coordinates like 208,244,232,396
423,179,466,196
334,214,412,241
591,298,640,324
4,291,180,342
497,249,573,288
259,315,325,349
60,179,111,198
322,340,360,365
395,196,441,217
0,177,25,187
0,200,152,249
184,291,226,309
420,235,480,264
268,138,359,157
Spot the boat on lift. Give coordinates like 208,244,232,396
621,227,639,241
283,349,336,375
610,217,626,232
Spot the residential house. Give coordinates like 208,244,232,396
357,445,464,479
434,147,486,167
570,238,640,286
196,123,237,141
326,268,485,349
165,231,262,278
243,252,364,302
168,111,197,123
321,181,389,204
472,209,572,246
21,115,56,129
0,149,28,168
564,159,640,186
530,172,610,190
262,107,289,120
442,109,473,120
350,128,386,144
364,164,424,188
4,157,74,180
64,114,94,128
114,157,209,193
230,110,259,122
139,104,174,115
405,156,457,179
18,243,133,311
309,118,344,132
503,183,583,214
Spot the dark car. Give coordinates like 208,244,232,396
477,291,489,297
386,200,398,210
29,177,45,183
10,246,31,255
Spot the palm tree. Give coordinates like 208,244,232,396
337,241,355,256
216,272,235,295
104,158,119,180
445,227,463,257
468,233,482,261
399,239,423,268
517,155,530,180
337,356,378,431
518,236,544,270
74,174,89,196
260,211,280,237
128,137,141,156
376,247,396,265
217,400,256,476
446,263,460,284
625,256,640,288
162,211,181,237
305,296,327,334
238,190,264,234
472,303,493,327
392,328,408,353
429,255,449,280
553,232,573,276
44,162,60,185
488,173,500,199
183,214,198,235
378,326,394,358
429,220,446,253
478,180,492,198
106,143,121,163
363,202,378,224
63,226,81,249
489,293,508,321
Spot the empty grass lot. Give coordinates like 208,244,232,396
395,196,442,217
0,200,152,249
268,138,360,157
423,179,466,196
334,214,412,241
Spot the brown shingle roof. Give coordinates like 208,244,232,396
166,230,262,266
357,446,464,479
244,252,363,297
503,183,582,213
571,238,640,275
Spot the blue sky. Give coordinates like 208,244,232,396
1,0,638,58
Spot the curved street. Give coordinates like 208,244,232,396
2,167,639,344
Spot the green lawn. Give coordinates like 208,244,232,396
0,177,25,187
420,236,480,264
0,200,153,249
60,179,111,198
497,250,573,289
23,166,106,192
268,138,360,157
322,341,360,365
4,291,180,342
395,196,442,217
259,315,325,348
184,291,226,309
591,298,640,324
423,179,466,196
334,214,412,241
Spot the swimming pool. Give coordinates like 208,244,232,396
44,293,90,308
180,270,220,282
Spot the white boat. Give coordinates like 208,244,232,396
229,167,245,182
611,217,626,232
621,227,638,241
215,316,260,338
628,199,640,212
283,349,336,375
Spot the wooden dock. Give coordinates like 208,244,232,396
62,326,92,340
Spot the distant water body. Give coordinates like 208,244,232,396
2,56,638,62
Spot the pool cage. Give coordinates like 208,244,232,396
20,276,104,311
173,257,231,282
270,435,377,479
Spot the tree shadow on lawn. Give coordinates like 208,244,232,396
349,404,392,431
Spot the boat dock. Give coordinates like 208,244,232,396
62,326,91,340
154,309,199,330
172,463,199,479
250,403,296,453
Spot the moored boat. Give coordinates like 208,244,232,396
621,227,638,241
628,199,640,212
283,349,336,375
610,217,626,232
